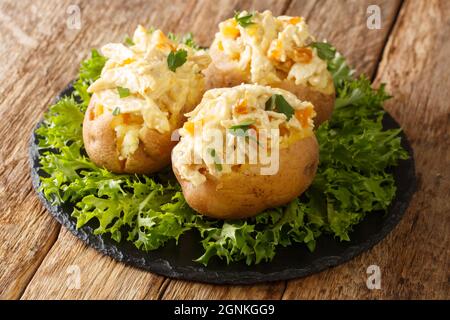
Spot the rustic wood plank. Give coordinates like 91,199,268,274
283,0,449,299
159,280,286,300
5,0,446,301
20,229,165,299
161,0,403,300
0,0,197,299
0,0,72,299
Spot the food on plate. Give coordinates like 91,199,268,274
83,25,211,174
204,10,335,125
37,25,409,266
172,84,319,219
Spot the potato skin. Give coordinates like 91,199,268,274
172,136,319,219
203,47,335,125
83,98,177,174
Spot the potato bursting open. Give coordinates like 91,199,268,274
205,10,335,125
171,84,319,219
172,84,317,187
82,25,211,174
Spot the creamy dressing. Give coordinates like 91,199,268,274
211,11,333,93
88,25,210,159
172,84,316,186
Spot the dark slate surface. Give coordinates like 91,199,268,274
28,84,416,284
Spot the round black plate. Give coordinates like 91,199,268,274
29,84,416,284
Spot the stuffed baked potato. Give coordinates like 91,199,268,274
204,11,335,125
83,25,211,174
172,84,319,219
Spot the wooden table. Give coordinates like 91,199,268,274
0,0,448,300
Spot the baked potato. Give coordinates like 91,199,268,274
82,26,211,174
203,10,335,125
172,84,319,219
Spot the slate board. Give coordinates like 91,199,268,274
29,84,416,284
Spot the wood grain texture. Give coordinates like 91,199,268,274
373,0,449,299
20,229,165,300
283,0,450,300
1,0,448,300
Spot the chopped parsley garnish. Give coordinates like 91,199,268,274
228,120,254,133
124,36,134,46
117,87,130,98
310,42,336,61
112,107,121,116
208,148,222,172
228,120,261,146
234,11,254,27
167,32,178,42
167,49,188,72
265,94,295,120
182,32,200,49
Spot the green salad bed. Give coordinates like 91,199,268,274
36,42,408,266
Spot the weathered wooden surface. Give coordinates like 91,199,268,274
0,0,448,300
282,0,450,300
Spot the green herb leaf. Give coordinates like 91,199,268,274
167,49,188,72
309,42,353,88
228,120,254,133
117,86,130,98
124,36,135,46
234,11,254,27
228,121,261,146
310,42,336,61
167,32,178,42
181,32,200,49
207,148,222,172
265,94,295,120
112,107,121,116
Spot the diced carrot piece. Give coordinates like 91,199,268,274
122,113,131,124
279,124,290,136
223,26,240,38
269,40,283,61
293,47,313,63
222,20,240,38
234,99,248,114
288,17,301,24
94,104,104,117
295,107,314,127
128,114,144,125
230,51,240,60
122,58,134,65
183,121,195,136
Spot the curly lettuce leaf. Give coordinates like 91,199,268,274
73,49,106,109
